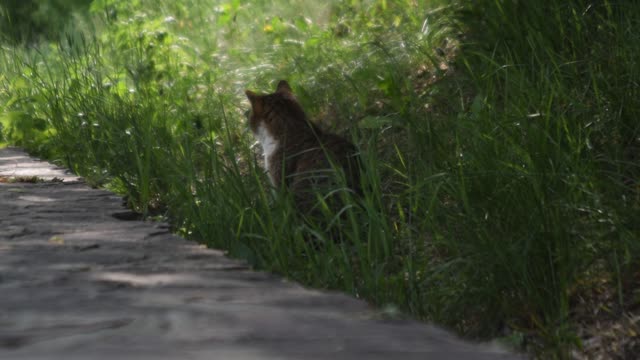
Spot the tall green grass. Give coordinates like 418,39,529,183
1,0,638,357
447,0,640,349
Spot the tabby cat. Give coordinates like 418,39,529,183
245,80,360,213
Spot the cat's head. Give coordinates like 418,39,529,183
245,80,307,135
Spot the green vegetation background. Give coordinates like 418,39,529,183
1,0,638,357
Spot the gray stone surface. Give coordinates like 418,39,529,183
0,147,522,359
0,147,80,182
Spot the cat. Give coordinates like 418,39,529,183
245,80,361,215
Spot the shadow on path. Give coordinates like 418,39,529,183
0,147,522,360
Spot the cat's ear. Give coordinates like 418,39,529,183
276,80,292,94
245,90,258,100
245,90,262,112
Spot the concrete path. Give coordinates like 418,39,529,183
0,147,521,360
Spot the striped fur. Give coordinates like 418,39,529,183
245,80,360,213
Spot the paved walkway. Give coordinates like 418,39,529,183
0,147,520,360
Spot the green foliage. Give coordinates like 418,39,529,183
0,0,93,44
0,0,638,357
424,0,640,355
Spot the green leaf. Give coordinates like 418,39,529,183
470,94,484,115
358,115,395,129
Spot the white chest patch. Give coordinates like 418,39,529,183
256,124,279,183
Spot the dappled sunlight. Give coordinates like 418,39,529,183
0,148,80,182
92,271,208,287
58,230,144,243
17,195,55,202
1,0,638,357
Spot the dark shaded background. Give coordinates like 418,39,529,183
0,0,92,44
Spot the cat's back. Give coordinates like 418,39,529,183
291,130,361,195
246,80,361,195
